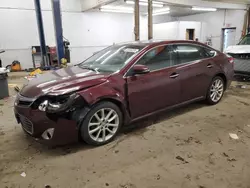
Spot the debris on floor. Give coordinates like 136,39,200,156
20,172,26,177
24,75,37,81
14,86,20,92
229,133,239,140
176,155,189,163
222,152,237,162
0,67,10,74
29,68,43,76
208,153,215,165
235,84,247,89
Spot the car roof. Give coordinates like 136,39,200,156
119,39,206,48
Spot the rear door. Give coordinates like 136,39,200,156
172,44,215,102
126,45,181,119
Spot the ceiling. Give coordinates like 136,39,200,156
204,0,250,4
94,0,215,17
82,0,248,12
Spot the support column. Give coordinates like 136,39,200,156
134,0,140,41
51,0,64,65
248,7,250,33
148,0,153,40
34,0,49,67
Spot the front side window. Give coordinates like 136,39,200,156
173,44,209,65
239,34,250,45
136,45,174,71
79,45,144,73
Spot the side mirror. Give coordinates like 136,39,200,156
133,64,150,75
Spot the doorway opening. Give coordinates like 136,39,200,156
222,27,236,51
186,29,195,40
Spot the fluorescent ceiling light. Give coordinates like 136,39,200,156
152,7,170,16
100,5,134,13
145,7,170,16
100,9,134,13
102,5,134,11
126,0,164,8
153,11,170,16
192,7,217,11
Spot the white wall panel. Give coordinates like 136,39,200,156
178,10,246,50
81,12,134,46
140,16,148,41
178,21,201,40
0,5,134,69
152,21,203,42
153,22,179,40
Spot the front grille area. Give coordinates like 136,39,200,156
228,53,250,73
18,100,33,106
228,53,250,59
234,59,250,72
18,114,34,134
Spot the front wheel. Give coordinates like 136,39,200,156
206,76,225,105
80,102,122,146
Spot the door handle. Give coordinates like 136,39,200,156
170,73,179,78
207,64,213,68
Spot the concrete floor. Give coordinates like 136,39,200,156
1,73,250,188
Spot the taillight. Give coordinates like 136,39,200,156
228,57,234,64
225,54,234,66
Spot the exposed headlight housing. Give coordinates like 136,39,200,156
37,93,81,113
38,100,49,111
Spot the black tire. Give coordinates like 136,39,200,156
206,76,225,105
80,101,123,146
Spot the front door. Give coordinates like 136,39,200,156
126,45,181,119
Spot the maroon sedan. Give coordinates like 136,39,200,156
14,40,234,146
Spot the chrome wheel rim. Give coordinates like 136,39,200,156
88,108,119,143
210,79,224,103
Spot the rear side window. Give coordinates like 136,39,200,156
173,44,211,65
203,48,216,58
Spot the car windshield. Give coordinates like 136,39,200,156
238,34,250,45
79,44,144,73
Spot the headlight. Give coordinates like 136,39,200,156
37,93,80,113
38,100,49,111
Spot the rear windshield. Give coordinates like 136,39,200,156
239,34,250,45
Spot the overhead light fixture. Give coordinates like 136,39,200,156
125,0,164,8
100,5,134,13
153,11,170,16
192,6,217,11
146,7,170,16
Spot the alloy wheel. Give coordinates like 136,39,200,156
88,108,119,143
210,79,224,103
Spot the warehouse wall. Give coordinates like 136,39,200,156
178,9,246,50
0,0,134,69
151,21,204,42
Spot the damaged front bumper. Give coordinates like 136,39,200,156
14,93,87,146
14,107,79,146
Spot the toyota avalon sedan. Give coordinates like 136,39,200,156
14,40,234,146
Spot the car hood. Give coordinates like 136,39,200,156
224,45,250,54
20,66,109,98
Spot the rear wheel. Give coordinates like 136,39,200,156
206,76,225,105
80,102,122,146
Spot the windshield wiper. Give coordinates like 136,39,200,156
79,65,98,72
